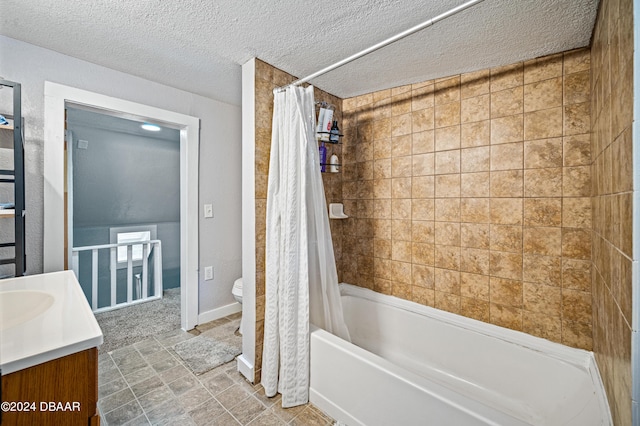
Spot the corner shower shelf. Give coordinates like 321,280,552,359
320,168,341,174
317,128,342,172
317,131,343,144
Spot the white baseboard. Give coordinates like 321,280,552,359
197,302,241,325
236,353,255,383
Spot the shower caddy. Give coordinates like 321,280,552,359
0,79,26,277
316,101,342,173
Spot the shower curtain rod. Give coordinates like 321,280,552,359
274,0,485,93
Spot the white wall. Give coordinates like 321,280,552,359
0,35,242,315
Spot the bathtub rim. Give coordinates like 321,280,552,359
334,282,612,425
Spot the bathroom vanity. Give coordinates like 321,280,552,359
0,271,103,425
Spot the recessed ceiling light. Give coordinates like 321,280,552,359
141,123,161,132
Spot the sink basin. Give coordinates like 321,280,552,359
0,290,55,331
0,271,103,375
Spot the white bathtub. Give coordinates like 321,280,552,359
309,284,611,426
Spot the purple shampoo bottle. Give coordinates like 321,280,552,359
319,142,327,172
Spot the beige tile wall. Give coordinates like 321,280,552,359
252,19,633,417
341,50,593,349
252,59,343,383
590,0,634,423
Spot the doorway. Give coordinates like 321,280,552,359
66,106,180,315
43,82,200,330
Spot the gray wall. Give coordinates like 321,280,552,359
0,35,242,315
68,119,180,228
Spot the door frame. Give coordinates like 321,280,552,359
43,82,200,331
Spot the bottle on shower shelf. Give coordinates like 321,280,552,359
329,153,340,173
318,108,333,142
329,120,340,143
319,142,327,172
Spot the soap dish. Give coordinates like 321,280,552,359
329,203,348,219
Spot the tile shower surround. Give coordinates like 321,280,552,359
252,51,593,379
340,49,593,350
590,0,634,424
251,8,635,423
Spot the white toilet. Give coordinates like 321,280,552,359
232,277,243,334
232,277,243,303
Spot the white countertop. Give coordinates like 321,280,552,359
0,271,103,374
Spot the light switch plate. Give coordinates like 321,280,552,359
204,204,213,218
204,266,213,280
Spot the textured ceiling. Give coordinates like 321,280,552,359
0,0,599,106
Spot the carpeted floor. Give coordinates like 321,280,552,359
95,287,181,354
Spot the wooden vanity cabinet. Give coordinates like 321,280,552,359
1,347,99,426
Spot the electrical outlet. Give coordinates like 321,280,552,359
204,204,213,218
204,266,213,280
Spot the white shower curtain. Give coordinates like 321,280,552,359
262,85,350,408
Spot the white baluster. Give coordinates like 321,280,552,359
91,249,98,310
142,243,149,299
72,251,79,279
154,241,163,299
127,244,133,303
110,247,117,307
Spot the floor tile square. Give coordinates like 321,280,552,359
98,388,135,414
130,375,164,398
103,400,144,426
137,385,174,412
168,374,203,397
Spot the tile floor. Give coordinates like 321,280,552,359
98,314,336,425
